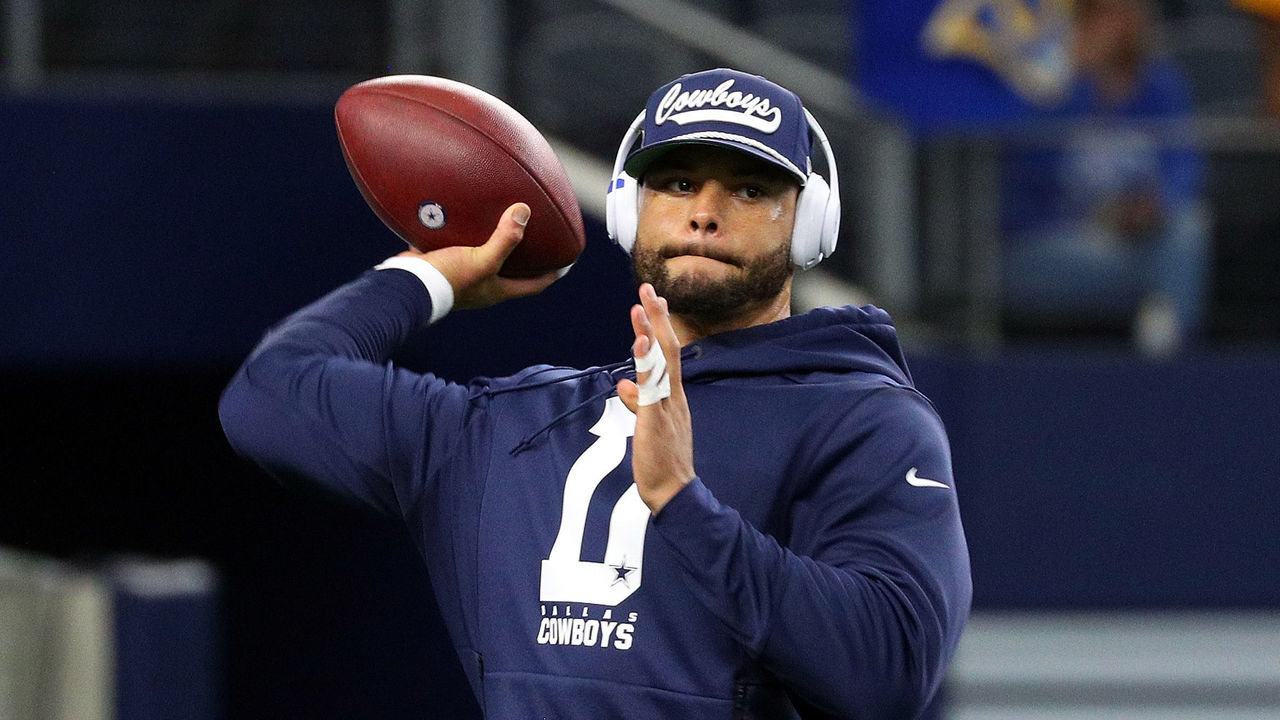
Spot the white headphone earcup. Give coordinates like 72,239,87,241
607,111,648,255
819,175,840,261
607,173,640,253
791,173,831,269
606,178,621,244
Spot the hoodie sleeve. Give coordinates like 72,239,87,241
649,385,972,718
217,267,472,518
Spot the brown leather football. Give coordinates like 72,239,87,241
335,75,585,277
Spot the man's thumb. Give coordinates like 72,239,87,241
482,203,531,265
511,203,530,227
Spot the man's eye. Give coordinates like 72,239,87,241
738,186,762,199
669,179,693,192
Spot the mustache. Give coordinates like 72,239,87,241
660,244,740,266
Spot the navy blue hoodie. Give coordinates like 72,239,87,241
219,267,971,719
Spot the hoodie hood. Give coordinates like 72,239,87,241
506,304,912,454
680,304,914,388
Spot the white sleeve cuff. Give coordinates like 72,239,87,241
374,255,455,324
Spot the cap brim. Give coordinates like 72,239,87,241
623,137,807,185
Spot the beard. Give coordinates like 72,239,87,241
631,237,793,324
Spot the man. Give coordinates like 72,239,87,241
220,68,971,719
1000,0,1208,355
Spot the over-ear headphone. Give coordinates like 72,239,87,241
605,108,841,270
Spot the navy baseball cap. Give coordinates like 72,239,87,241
623,68,813,186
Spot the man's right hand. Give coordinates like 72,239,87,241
394,203,561,310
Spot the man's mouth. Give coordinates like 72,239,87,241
661,247,739,267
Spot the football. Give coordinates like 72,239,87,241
334,75,585,277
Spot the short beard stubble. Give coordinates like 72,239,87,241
631,239,793,325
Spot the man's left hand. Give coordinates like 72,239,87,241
616,283,696,515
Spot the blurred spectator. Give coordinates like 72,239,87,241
1231,0,1280,122
1001,0,1209,356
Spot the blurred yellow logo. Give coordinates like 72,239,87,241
923,0,1076,106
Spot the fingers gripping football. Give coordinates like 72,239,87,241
400,203,560,310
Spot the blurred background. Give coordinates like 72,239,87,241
2,0,1278,718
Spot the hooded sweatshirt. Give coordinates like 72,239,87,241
219,267,972,720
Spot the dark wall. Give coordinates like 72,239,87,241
913,351,1280,609
3,90,1277,719
2,88,392,366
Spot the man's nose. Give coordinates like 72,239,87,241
689,184,727,235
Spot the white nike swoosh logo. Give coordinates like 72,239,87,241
906,467,949,489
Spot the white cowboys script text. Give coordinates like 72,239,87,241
655,79,783,133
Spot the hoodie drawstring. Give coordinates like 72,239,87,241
504,348,700,455
499,360,634,455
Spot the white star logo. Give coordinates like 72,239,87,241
417,201,446,230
